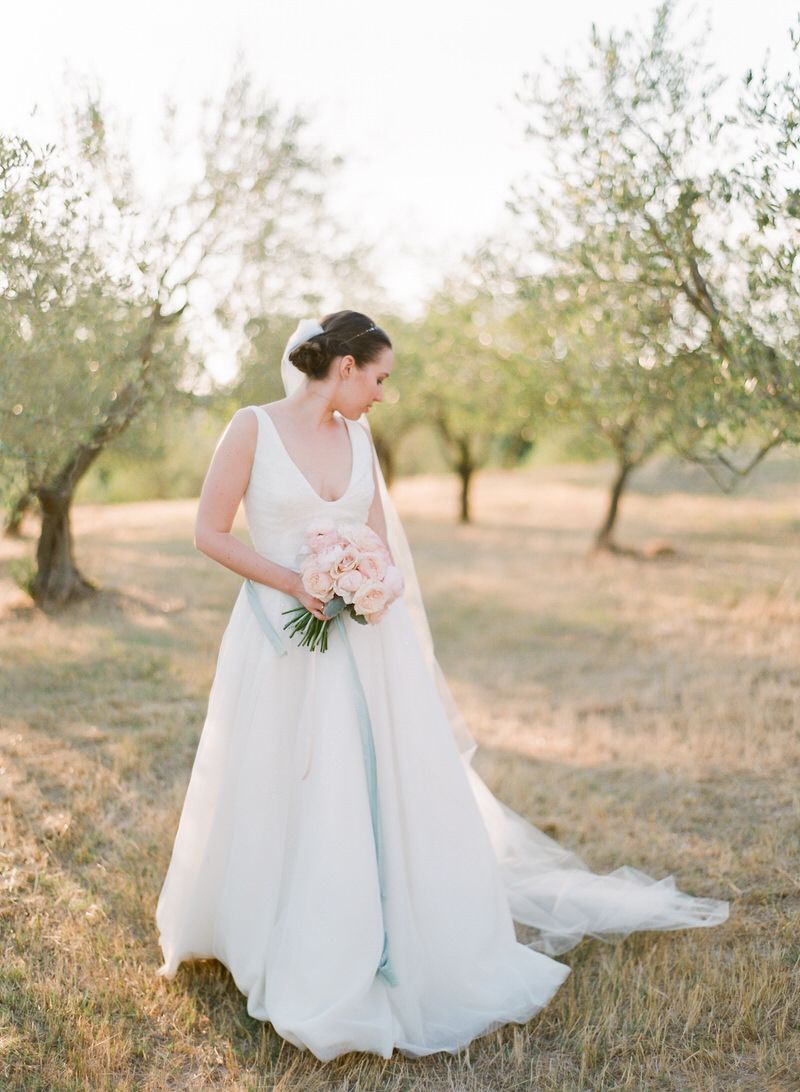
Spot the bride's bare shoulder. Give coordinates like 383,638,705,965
229,400,282,427
221,399,288,458
218,404,266,457
226,405,259,432
253,399,289,419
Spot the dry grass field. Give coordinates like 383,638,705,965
1,459,798,1091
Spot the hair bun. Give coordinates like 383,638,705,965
284,312,391,382
287,337,329,379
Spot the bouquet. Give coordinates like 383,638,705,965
282,518,405,652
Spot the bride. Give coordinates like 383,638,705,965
155,309,729,1061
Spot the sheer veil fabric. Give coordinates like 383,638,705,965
277,319,729,957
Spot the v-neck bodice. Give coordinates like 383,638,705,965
257,405,355,504
243,404,375,570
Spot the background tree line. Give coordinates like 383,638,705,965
2,1,798,608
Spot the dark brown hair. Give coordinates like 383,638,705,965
287,311,392,380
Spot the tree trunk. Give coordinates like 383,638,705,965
594,458,633,551
432,414,479,524
30,438,106,608
457,457,474,524
32,488,95,608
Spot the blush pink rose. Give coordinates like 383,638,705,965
334,569,365,604
357,551,388,582
332,544,361,575
316,544,345,573
353,580,389,619
301,565,335,601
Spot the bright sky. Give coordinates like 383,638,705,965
3,0,797,366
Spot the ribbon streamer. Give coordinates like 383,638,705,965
244,579,288,657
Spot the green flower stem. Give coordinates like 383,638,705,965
281,603,332,652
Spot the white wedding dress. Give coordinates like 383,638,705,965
155,404,729,1061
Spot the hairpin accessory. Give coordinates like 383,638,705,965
342,324,378,344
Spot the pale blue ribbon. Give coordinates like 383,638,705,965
244,579,397,987
244,578,287,657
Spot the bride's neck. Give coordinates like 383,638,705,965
286,386,339,430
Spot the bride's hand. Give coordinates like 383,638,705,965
288,573,328,621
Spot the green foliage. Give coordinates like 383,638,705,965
227,313,301,413
0,116,196,523
720,14,800,435
517,267,713,476
1,70,341,506
402,278,540,468
6,1,798,546
76,404,223,503
507,0,798,489
0,71,343,601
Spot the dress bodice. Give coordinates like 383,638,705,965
243,404,375,569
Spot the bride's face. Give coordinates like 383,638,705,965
336,346,394,419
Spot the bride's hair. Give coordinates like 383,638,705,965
288,310,391,380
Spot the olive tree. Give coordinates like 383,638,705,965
508,0,792,509
1,73,340,608
519,267,711,549
405,279,538,523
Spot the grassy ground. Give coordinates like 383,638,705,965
1,460,798,1090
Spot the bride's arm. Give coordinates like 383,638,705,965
193,409,326,617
